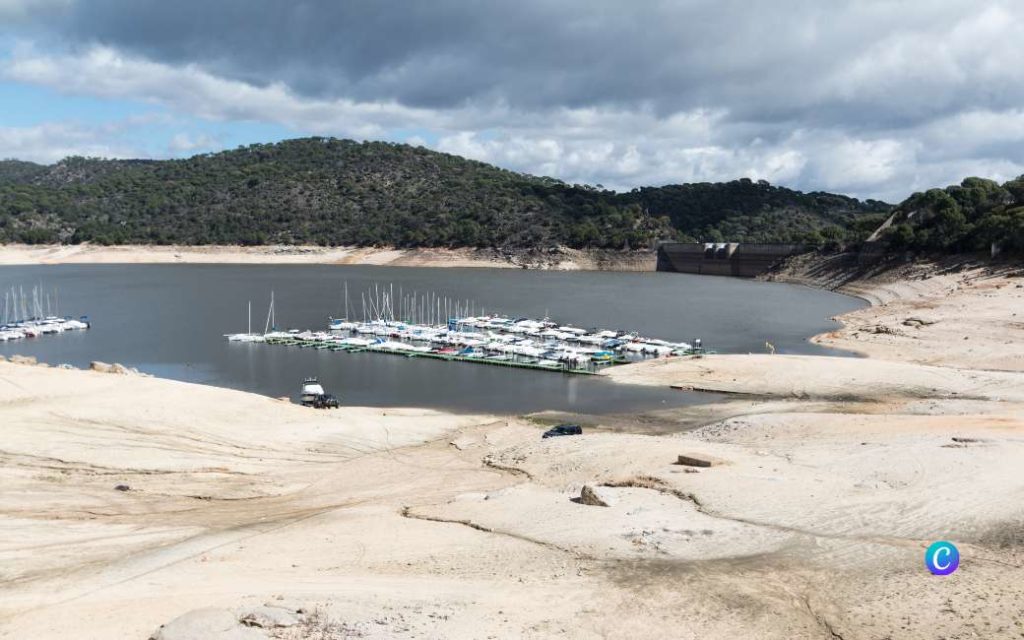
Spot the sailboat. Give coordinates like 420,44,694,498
262,292,294,339
224,300,265,342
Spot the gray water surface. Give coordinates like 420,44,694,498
0,265,865,413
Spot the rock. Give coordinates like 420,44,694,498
57,363,75,369
0,355,5,362
238,605,301,629
150,608,265,640
579,484,615,507
90,361,133,374
676,454,713,468
903,317,938,327
114,484,130,492
10,355,37,365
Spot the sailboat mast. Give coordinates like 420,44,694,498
264,292,274,335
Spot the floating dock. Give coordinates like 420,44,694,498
225,287,702,375
234,317,697,375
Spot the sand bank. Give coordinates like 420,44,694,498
813,265,1024,371
765,255,1024,371
1,258,1023,638
3,352,1023,636
0,243,657,271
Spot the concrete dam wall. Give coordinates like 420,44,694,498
656,242,809,277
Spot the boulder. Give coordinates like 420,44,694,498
676,454,713,468
150,608,265,640
579,484,615,507
89,361,133,374
238,605,301,629
10,355,37,365
903,316,938,327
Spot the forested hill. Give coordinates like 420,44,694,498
875,177,1024,255
0,137,890,248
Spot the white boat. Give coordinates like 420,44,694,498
225,301,266,342
328,318,359,331
228,333,265,343
300,377,325,405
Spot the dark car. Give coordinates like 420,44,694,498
542,424,582,439
313,394,341,409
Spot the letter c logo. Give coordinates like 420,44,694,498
925,541,959,575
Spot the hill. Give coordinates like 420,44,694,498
0,137,890,248
877,176,1024,255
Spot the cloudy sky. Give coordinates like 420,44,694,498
1,0,1023,202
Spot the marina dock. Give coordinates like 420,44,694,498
0,285,90,342
226,287,699,375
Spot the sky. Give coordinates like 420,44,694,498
1,1,1023,202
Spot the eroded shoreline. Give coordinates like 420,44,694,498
0,243,657,271
1,258,1022,639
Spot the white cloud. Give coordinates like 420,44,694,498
167,132,221,155
825,4,1024,115
0,121,142,163
3,32,1024,202
4,44,445,138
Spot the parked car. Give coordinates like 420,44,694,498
313,394,341,409
542,424,582,438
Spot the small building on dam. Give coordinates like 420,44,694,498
656,242,809,277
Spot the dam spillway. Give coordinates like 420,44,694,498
656,242,808,277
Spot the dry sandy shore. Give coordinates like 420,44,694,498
813,264,1024,372
0,243,656,271
1,262,1023,638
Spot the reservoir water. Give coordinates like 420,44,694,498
0,265,865,414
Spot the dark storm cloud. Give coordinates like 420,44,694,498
4,0,1024,201
33,0,1010,125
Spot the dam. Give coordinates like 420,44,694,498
656,242,809,277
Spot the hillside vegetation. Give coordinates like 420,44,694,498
0,137,889,248
879,177,1024,255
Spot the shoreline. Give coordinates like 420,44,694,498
778,255,1024,371
0,243,657,271
2,256,1023,638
